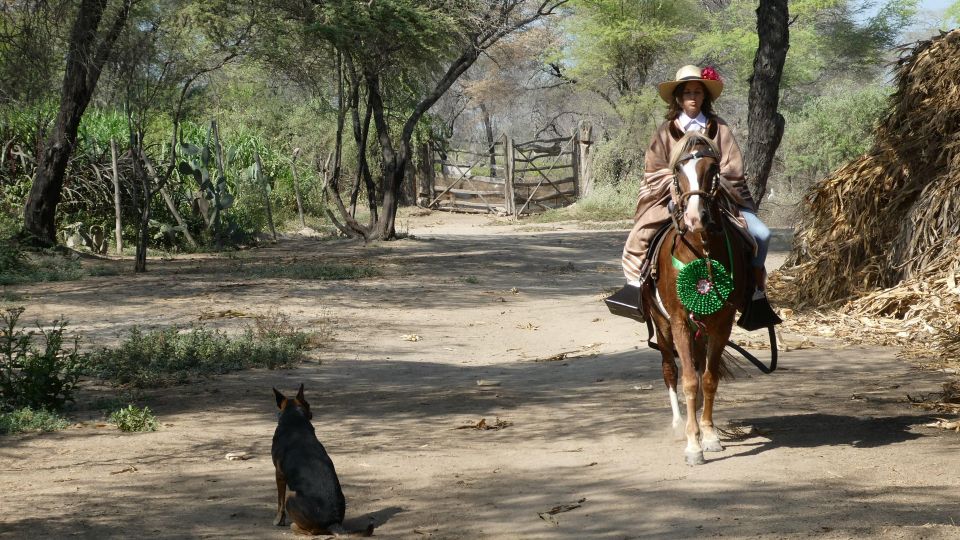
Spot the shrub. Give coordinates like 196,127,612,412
0,406,69,434
0,307,86,412
88,316,313,388
110,405,159,432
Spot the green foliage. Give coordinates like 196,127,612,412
87,317,314,388
565,0,699,105
949,1,960,21
0,308,86,412
534,175,641,224
0,251,86,286
110,405,159,432
781,80,890,187
0,407,69,435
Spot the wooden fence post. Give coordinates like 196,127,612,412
574,121,594,197
504,134,516,217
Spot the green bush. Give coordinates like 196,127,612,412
110,405,159,432
0,307,86,412
88,317,313,388
0,406,69,434
781,80,891,189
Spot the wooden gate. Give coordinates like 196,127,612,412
417,127,593,217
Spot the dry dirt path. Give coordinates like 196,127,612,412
1,212,958,539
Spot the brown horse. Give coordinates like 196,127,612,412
641,132,751,466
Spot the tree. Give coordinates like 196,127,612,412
744,0,788,205
21,0,134,246
270,0,569,240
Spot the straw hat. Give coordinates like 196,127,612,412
657,65,723,103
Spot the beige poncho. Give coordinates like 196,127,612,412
621,116,756,281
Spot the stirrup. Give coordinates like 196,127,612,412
605,282,645,322
737,289,782,331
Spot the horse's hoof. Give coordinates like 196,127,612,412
685,451,705,466
702,439,724,452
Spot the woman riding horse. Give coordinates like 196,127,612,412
623,65,774,465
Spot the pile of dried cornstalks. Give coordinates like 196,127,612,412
775,29,960,360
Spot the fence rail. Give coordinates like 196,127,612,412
416,125,593,216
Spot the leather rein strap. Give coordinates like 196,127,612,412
644,317,778,374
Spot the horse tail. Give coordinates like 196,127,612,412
718,347,748,380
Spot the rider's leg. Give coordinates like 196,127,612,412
740,209,771,291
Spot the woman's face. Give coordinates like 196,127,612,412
679,82,706,117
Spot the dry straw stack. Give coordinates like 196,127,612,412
778,29,960,356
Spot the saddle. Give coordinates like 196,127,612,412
604,219,780,331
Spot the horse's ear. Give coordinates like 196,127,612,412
296,383,305,402
273,388,285,409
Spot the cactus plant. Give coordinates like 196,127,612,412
177,122,234,244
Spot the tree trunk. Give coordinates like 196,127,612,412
479,102,497,177
133,139,150,273
110,138,123,254
291,152,306,228
745,0,789,207
21,0,131,246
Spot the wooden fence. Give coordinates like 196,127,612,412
416,125,593,216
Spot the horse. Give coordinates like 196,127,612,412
641,132,751,466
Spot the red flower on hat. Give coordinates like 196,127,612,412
701,66,721,82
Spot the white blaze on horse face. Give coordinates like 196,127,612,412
680,159,704,232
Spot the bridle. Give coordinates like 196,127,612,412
671,145,721,235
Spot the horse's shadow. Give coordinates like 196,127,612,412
716,412,935,461
343,506,404,532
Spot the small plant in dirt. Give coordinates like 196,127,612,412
462,276,480,284
0,250,86,286
237,261,379,281
0,406,69,434
88,314,315,388
0,307,86,412
110,404,159,432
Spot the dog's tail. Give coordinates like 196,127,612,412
329,522,375,537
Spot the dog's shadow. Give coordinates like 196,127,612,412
344,506,404,532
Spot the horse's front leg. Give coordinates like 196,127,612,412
672,319,703,465
700,333,728,453
654,322,684,439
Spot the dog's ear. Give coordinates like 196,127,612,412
273,387,285,409
296,383,305,402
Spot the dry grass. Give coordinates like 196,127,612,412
776,30,960,362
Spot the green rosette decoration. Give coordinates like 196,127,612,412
675,258,733,315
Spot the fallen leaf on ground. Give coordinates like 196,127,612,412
476,380,501,387
538,498,587,525
456,417,512,430
198,309,248,320
110,465,138,475
401,334,422,342
923,418,960,430
225,452,250,461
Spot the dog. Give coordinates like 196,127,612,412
272,384,373,536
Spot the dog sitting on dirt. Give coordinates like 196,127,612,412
272,384,373,536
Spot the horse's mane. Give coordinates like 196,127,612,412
667,132,721,171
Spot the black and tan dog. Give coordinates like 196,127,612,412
272,384,372,536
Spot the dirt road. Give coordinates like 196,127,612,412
1,212,958,539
